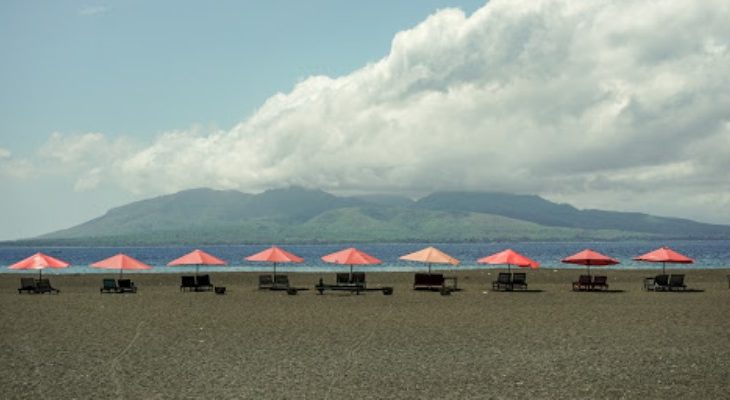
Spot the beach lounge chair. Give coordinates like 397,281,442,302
351,272,366,288
653,274,670,291
35,279,59,294
196,275,214,291
271,275,290,290
180,276,196,291
100,278,119,293
572,275,592,291
591,275,608,290
512,273,528,290
18,278,38,294
336,273,350,285
258,275,274,289
492,272,512,291
117,279,137,293
413,273,446,290
668,274,687,291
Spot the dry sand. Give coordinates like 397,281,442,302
1,269,729,399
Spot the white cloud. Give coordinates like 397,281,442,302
78,6,107,17
8,0,730,223
0,147,10,158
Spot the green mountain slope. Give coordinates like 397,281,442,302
14,186,728,245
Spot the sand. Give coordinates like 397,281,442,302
1,269,729,399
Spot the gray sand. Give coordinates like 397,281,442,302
1,269,728,399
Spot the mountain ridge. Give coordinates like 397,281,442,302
7,186,729,245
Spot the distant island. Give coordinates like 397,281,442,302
5,187,730,246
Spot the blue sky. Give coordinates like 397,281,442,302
1,0,729,241
1,1,484,152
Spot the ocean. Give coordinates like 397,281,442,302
1,239,728,275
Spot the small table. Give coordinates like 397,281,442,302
643,278,655,291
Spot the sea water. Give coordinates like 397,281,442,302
1,239,728,275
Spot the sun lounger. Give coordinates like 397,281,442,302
351,272,366,288
117,279,137,293
591,275,608,290
668,274,687,291
492,272,512,291
100,278,119,293
572,275,592,291
258,275,274,289
414,273,444,290
195,275,214,291
180,276,196,291
315,277,392,295
336,273,350,285
271,275,291,290
644,274,669,291
18,278,38,294
35,279,59,294
511,273,528,290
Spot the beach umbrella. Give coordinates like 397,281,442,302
321,247,382,280
168,249,227,276
245,246,304,277
8,252,70,279
478,248,540,274
399,246,459,274
561,249,619,276
91,253,152,278
633,246,694,275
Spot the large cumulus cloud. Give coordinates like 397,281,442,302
5,0,730,223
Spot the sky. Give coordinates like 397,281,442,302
1,0,729,241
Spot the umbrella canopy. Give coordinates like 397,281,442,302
561,249,619,275
168,249,227,275
321,247,382,278
399,246,459,274
91,253,152,278
8,252,70,279
633,246,694,274
478,248,539,273
245,246,304,276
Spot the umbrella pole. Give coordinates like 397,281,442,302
428,263,432,275
39,269,42,280
273,262,277,279
350,264,353,281
662,262,665,275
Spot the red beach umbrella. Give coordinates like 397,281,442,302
8,252,70,279
399,246,459,274
321,247,382,279
245,246,304,277
633,246,694,275
168,249,227,276
478,248,540,274
91,253,152,278
561,249,619,276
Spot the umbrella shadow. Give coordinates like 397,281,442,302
492,289,545,293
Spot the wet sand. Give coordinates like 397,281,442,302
1,269,729,399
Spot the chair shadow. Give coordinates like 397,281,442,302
572,289,626,294
492,289,545,293
650,288,705,293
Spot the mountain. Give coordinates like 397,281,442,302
414,191,730,237
11,187,730,245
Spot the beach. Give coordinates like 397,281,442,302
1,269,728,399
